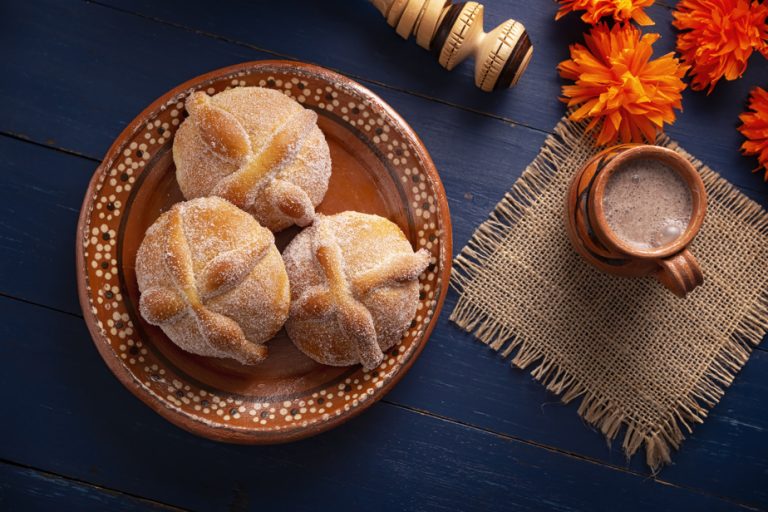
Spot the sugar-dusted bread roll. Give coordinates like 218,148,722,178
282,212,430,370
136,197,289,364
173,87,332,232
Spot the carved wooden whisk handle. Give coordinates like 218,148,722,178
371,0,533,92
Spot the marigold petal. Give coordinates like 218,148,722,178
738,87,768,180
557,22,687,147
673,0,768,94
555,0,656,25
632,9,656,26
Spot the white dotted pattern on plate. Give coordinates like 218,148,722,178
81,66,445,434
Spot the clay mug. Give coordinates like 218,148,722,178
564,144,707,297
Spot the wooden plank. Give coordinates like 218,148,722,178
85,0,623,132
0,89,551,315
1,0,767,203
0,0,262,158
0,461,184,512
0,134,768,502
387,293,768,506
0,0,766,313
0,128,768,502
92,0,768,192
0,2,766,503
3,133,767,506
0,135,93,315
1,0,766,507
0,295,750,512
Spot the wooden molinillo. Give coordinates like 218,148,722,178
371,0,533,91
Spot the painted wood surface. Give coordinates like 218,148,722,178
0,462,181,512
0,296,755,511
1,0,767,510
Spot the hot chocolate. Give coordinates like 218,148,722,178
602,158,693,250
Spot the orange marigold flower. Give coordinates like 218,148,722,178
558,23,689,146
672,0,768,93
556,0,655,26
738,87,768,180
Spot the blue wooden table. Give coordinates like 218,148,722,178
1,1,767,510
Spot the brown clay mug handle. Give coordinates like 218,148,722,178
655,249,703,298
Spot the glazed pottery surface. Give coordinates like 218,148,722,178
76,61,452,443
565,144,706,297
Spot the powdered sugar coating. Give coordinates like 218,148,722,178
282,211,427,367
135,197,289,363
173,87,331,231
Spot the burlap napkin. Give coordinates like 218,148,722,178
450,115,768,469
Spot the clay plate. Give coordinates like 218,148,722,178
76,61,452,443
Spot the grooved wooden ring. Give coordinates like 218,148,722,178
416,0,448,49
386,0,410,27
493,28,532,90
436,2,482,70
396,0,424,39
430,2,464,57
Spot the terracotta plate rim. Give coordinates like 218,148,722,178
75,60,453,444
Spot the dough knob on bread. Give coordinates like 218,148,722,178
135,197,290,365
283,212,430,370
185,92,250,163
266,179,315,227
173,87,332,232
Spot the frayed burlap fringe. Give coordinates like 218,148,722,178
450,116,768,471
